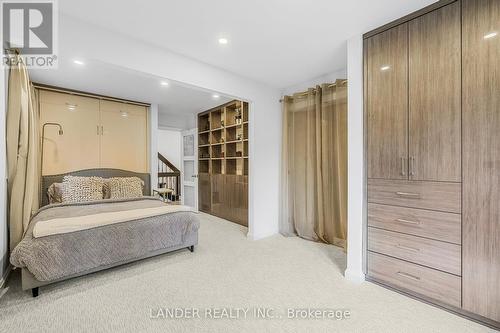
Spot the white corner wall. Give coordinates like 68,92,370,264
0,66,8,284
59,15,281,239
345,34,365,282
149,104,159,194
157,128,182,171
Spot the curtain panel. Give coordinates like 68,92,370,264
280,80,347,248
6,55,40,250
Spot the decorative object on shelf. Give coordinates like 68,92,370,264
237,133,242,141
236,151,243,157
221,137,224,143
235,108,242,125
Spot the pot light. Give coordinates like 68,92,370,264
484,32,498,40
218,38,228,45
160,81,169,86
73,59,85,66
212,94,220,99
380,65,390,71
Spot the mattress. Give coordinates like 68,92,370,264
10,197,200,282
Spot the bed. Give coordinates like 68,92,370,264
10,168,200,297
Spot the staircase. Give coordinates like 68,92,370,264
157,152,181,202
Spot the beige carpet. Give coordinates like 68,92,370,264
0,213,494,332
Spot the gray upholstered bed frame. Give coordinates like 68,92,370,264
25,168,197,297
40,168,151,207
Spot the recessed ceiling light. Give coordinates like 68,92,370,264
380,65,390,71
73,59,85,65
484,32,498,39
218,38,228,45
160,81,169,87
212,94,220,99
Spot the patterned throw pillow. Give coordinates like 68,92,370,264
47,182,65,204
61,176,105,203
108,177,144,199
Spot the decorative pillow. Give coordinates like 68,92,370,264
47,182,65,204
61,176,105,203
108,177,144,199
103,180,111,199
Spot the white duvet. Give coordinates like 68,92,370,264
33,205,194,238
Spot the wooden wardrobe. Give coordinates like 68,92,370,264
197,100,249,226
39,88,149,175
364,0,499,327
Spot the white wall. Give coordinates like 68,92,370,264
158,111,195,131
345,35,365,282
281,68,347,96
58,15,281,239
149,104,159,195
0,65,8,285
157,128,182,171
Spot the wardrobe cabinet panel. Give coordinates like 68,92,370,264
367,24,408,180
462,0,500,322
198,173,211,213
99,101,148,173
408,2,461,182
40,91,100,175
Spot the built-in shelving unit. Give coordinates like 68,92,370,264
197,100,249,226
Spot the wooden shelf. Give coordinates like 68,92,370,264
198,144,210,147
199,129,210,134
198,99,249,226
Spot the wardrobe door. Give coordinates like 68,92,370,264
408,2,461,182
367,24,408,179
99,101,148,173
462,0,500,322
40,91,100,175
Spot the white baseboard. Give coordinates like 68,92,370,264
0,265,12,289
344,268,365,283
247,229,278,241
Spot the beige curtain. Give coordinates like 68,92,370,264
6,54,40,250
280,79,347,248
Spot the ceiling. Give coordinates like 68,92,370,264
29,59,233,118
59,0,437,88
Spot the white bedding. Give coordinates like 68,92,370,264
33,205,194,238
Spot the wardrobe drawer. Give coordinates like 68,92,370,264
368,252,461,308
368,227,461,275
368,203,461,244
368,179,461,213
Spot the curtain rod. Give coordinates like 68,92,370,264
279,80,347,103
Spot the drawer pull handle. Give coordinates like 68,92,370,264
396,271,421,281
395,191,421,199
395,218,420,226
396,244,420,252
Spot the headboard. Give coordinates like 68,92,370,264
40,168,151,207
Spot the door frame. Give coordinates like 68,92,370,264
181,128,198,210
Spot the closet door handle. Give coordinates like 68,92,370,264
395,218,420,226
400,157,406,176
100,126,104,135
396,271,421,281
396,244,420,252
409,156,415,177
395,192,421,199
97,125,100,135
